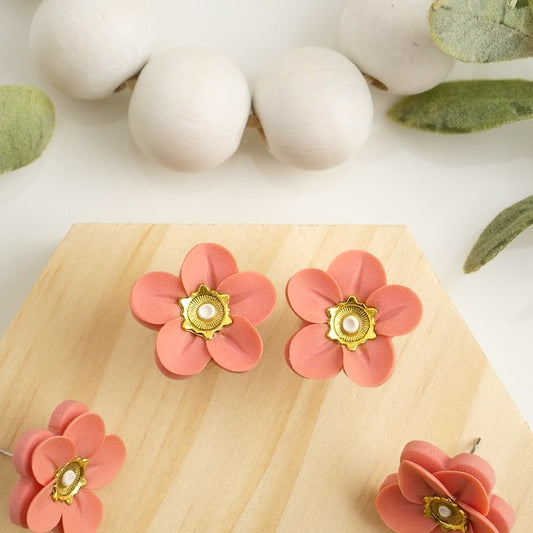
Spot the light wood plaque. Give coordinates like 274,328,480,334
0,224,531,532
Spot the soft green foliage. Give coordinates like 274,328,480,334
0,85,55,174
389,79,533,133
464,196,533,272
430,0,533,62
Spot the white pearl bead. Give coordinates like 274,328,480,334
253,47,373,170
342,315,360,334
438,505,452,518
128,46,251,172
62,469,76,487
198,303,216,320
29,0,153,99
339,0,454,95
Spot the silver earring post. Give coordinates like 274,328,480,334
470,437,481,454
0,448,13,457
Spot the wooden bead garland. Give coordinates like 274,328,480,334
28,0,452,172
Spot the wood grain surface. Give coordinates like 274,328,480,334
0,224,531,532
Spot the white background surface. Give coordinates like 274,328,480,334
1,0,532,429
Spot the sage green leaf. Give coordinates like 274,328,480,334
430,0,533,62
464,195,533,272
388,79,533,133
0,85,55,174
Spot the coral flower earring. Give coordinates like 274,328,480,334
285,250,422,386
130,243,277,378
7,400,126,533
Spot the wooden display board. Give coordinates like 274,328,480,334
0,224,531,532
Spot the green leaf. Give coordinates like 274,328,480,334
430,0,533,62
464,195,533,272
0,85,55,174
388,79,533,133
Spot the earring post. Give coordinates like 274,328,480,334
0,448,13,457
470,437,481,454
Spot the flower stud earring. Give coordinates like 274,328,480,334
130,242,277,378
285,250,422,386
3,400,126,533
376,440,515,533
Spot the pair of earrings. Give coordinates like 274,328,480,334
129,242,423,386
2,416,515,533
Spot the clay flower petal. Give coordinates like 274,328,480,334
448,453,496,495
434,470,490,515
286,268,341,323
327,250,387,301
9,478,41,528
48,400,89,435
63,412,106,459
155,318,211,377
462,503,499,533
207,316,263,372
342,335,395,387
26,480,63,532
130,271,185,329
13,429,53,477
61,489,104,533
180,243,238,294
376,482,441,533
218,271,277,325
286,323,344,379
32,436,77,486
400,441,450,475
398,460,451,504
486,494,516,533
367,284,423,336
86,435,127,490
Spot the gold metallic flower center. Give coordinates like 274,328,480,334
52,457,88,505
179,284,232,340
326,296,377,351
423,496,469,532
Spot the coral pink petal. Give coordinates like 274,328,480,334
155,318,211,377
367,285,423,336
286,268,341,323
398,460,451,504
130,271,184,329
400,441,450,475
9,478,41,528
434,470,489,515
462,503,499,533
342,336,395,387
86,435,126,490
13,429,53,477
327,250,386,301
32,436,77,486
380,473,399,490
376,482,440,533
286,323,343,379
218,271,277,325
61,490,103,533
448,453,496,494
63,413,105,459
26,481,63,532
180,243,238,294
207,316,263,372
486,494,516,533
48,401,89,435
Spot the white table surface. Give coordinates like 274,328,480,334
1,0,532,431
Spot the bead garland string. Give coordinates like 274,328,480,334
29,0,453,173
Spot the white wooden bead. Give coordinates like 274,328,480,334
253,47,373,170
339,0,454,95
128,47,251,172
29,0,153,100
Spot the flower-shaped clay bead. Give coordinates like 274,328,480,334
285,250,422,386
9,400,126,533
130,243,277,377
376,440,515,533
